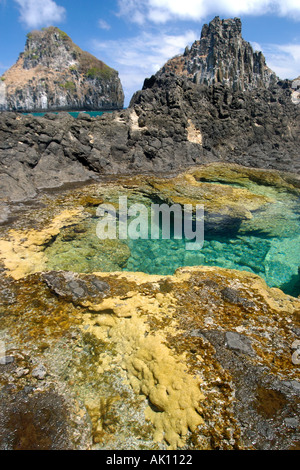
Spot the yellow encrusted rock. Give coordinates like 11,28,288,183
80,284,204,449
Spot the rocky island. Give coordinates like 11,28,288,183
0,26,124,112
160,17,277,90
0,17,299,451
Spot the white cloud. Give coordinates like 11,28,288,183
117,0,300,24
117,0,146,24
260,43,300,80
93,30,197,106
277,0,300,20
14,0,66,29
98,19,111,31
250,41,263,52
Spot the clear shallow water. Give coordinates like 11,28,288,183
44,182,300,298
23,110,108,118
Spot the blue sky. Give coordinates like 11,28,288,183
1,0,300,106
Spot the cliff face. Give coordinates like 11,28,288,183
0,27,124,112
160,17,278,91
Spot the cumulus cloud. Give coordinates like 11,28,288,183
261,43,300,80
93,30,197,105
117,0,300,24
14,0,66,29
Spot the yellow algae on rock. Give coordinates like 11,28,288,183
82,292,159,317
147,166,273,226
80,284,205,450
0,209,82,279
177,265,299,315
188,162,300,195
187,119,203,145
85,395,120,444
128,336,204,449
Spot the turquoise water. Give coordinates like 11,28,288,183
124,224,300,297
123,200,300,297
23,110,108,118
44,183,300,297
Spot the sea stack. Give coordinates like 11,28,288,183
160,16,278,91
0,26,124,112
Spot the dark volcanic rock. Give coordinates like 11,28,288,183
161,16,277,91
130,73,299,174
43,271,110,304
129,17,299,175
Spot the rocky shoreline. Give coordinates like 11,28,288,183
1,71,299,205
0,165,299,450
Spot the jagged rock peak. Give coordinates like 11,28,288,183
159,16,278,92
200,16,242,39
0,26,124,112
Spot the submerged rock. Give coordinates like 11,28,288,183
31,364,47,380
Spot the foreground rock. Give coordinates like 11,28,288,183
0,265,299,450
0,162,299,450
0,26,124,112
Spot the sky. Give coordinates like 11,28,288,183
0,0,300,107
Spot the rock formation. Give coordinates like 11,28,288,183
0,27,124,112
0,17,299,452
161,17,278,91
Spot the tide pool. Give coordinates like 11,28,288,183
44,175,300,298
